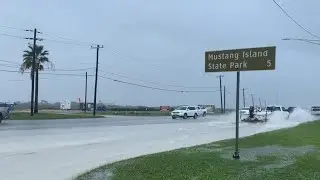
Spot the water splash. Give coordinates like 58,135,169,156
207,108,318,132
258,108,317,132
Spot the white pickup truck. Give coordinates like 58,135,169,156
310,106,320,116
259,105,289,119
171,105,203,119
241,105,289,122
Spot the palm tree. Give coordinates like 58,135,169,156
20,43,53,113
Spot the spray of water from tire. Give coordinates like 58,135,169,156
207,108,318,131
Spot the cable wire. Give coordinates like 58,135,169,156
99,69,219,89
99,75,221,93
0,60,20,65
0,68,226,93
283,38,320,46
42,38,94,47
0,69,94,76
0,62,95,72
41,32,97,46
0,32,26,39
272,0,320,39
0,25,27,31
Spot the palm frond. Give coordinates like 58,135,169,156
21,44,53,76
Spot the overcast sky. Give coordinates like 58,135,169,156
0,0,320,108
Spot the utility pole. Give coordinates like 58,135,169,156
259,98,262,108
217,75,224,114
84,72,88,113
91,44,104,116
25,28,43,115
250,93,255,107
30,29,37,116
223,85,226,113
233,71,240,159
242,88,247,107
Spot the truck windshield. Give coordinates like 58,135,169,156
274,107,281,111
266,106,274,111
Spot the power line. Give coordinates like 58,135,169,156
283,38,320,42
0,25,27,31
99,75,221,93
41,32,97,46
272,0,320,39
0,69,94,76
6,77,74,82
49,67,96,72
299,40,320,46
42,38,94,47
0,67,224,93
0,31,93,47
99,69,219,89
0,24,96,46
0,61,95,72
283,38,320,46
0,60,20,65
0,32,25,39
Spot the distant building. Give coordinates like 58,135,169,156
160,106,170,111
60,100,71,110
79,102,94,111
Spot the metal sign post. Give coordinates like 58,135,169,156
233,71,240,159
205,46,276,160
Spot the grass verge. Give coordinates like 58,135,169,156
9,112,104,120
74,120,320,180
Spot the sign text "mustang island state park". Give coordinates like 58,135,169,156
205,46,276,72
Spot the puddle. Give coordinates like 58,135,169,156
220,145,317,170
82,169,113,180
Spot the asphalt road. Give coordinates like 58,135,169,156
0,114,283,180
0,115,217,131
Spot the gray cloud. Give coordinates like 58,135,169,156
0,0,319,108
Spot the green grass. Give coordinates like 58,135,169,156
97,111,171,116
74,120,320,180
9,112,104,120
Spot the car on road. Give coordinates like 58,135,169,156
0,103,11,123
171,105,200,119
197,106,208,117
310,106,320,116
239,107,250,119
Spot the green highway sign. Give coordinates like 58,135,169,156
205,46,276,72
